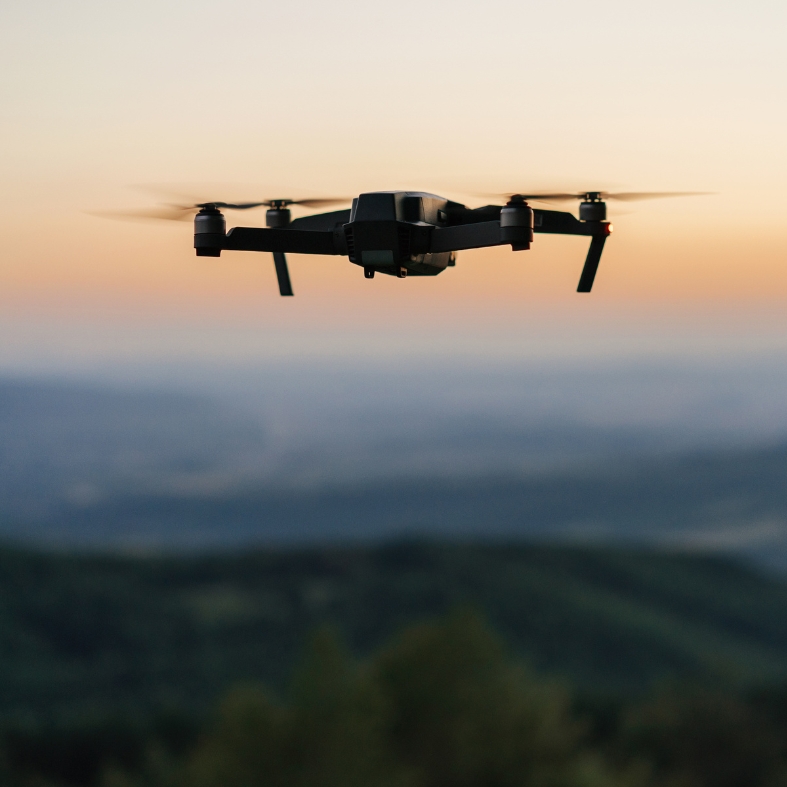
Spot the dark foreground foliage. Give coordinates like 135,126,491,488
5,612,787,787
4,540,787,728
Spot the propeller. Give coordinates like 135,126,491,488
488,190,713,204
92,197,351,223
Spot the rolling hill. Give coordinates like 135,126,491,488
3,541,787,725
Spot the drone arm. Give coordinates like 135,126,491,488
429,222,505,253
288,209,352,231
533,209,595,235
429,210,611,252
222,227,339,255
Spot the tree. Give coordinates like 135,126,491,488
118,614,649,787
182,627,409,787
374,609,641,787
622,687,787,787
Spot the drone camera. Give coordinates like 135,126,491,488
194,206,225,257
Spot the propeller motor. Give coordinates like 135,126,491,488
194,205,226,258
266,201,291,228
499,195,534,251
578,192,607,222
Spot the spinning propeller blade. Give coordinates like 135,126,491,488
91,196,351,222
88,205,195,222
279,198,351,208
487,190,713,204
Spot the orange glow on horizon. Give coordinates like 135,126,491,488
1,0,786,366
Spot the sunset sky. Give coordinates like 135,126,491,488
1,0,786,374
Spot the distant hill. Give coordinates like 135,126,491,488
2,541,787,724
0,376,653,536
0,378,270,521
6,442,787,570
2,376,787,568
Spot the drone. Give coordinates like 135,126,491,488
116,190,706,296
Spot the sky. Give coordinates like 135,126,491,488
0,0,786,374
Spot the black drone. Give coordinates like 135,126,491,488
120,190,704,296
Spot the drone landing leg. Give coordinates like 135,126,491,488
273,252,294,296
577,235,607,293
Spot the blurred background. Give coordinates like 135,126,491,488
2,1,787,785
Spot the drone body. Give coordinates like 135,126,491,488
193,191,613,296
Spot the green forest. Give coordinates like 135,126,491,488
3,541,787,786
